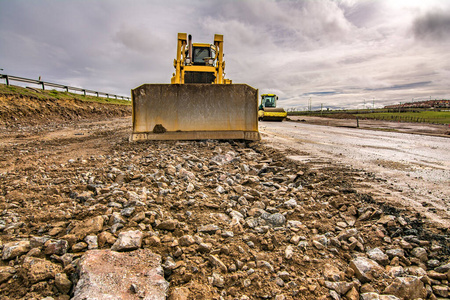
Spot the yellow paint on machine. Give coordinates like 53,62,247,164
258,110,287,119
130,33,259,141
258,94,287,122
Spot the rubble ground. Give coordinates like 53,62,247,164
0,92,449,299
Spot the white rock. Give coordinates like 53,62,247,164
111,230,143,251
349,257,384,283
383,276,427,300
72,249,168,300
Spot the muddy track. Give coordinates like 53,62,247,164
0,93,449,299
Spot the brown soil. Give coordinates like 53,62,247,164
0,90,448,299
0,93,131,127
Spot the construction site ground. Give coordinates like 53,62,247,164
260,116,450,229
0,91,449,299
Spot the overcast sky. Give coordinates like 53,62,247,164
1,0,450,110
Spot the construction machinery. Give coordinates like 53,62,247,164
258,94,287,121
130,33,260,141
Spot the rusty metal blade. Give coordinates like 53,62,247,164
131,84,260,141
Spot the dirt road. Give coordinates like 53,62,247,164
259,119,450,227
1,91,450,299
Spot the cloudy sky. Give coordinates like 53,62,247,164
1,0,450,110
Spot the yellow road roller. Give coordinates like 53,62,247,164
258,94,287,121
130,33,260,141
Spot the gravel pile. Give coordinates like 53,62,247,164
0,140,449,299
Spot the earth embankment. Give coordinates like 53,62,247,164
0,85,131,127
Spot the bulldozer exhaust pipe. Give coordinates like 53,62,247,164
188,34,193,63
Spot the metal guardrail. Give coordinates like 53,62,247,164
0,73,131,100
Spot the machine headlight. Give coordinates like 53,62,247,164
208,59,214,65
185,58,191,65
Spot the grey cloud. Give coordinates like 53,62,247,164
200,0,354,50
365,81,432,91
114,25,170,54
339,0,384,28
1,0,449,108
303,91,340,96
413,10,450,41
339,53,379,65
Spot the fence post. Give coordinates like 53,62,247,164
96,92,99,97
40,81,45,90
5,75,9,86
64,86,68,92
82,89,86,96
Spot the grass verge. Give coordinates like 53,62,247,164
356,111,450,124
0,84,131,106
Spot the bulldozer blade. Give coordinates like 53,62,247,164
130,84,260,141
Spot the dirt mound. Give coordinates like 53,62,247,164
0,87,131,127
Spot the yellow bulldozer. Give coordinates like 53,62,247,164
258,94,287,121
130,33,260,141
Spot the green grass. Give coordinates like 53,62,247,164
288,109,450,125
0,84,131,106
356,111,450,124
